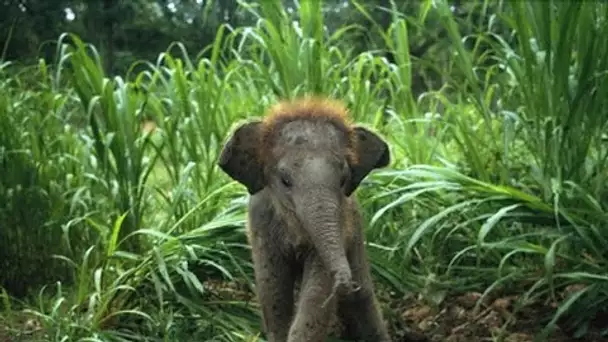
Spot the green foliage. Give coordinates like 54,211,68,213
0,60,96,297
1,0,608,340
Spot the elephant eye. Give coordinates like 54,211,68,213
281,175,293,188
339,173,347,187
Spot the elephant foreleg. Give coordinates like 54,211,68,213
288,252,336,342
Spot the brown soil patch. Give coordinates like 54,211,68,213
0,313,43,342
204,279,608,342
3,280,607,341
382,290,608,342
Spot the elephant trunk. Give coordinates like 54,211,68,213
297,189,357,297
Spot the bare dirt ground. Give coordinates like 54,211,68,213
205,280,608,342
0,314,42,342
385,291,607,342
2,281,607,342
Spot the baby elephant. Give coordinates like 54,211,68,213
218,97,392,342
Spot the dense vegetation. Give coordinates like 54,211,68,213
2,0,608,341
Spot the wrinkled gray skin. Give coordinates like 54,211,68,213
218,117,392,342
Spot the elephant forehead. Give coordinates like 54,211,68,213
274,120,348,148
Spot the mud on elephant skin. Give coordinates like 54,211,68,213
218,96,393,342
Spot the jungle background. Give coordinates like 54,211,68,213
1,0,608,341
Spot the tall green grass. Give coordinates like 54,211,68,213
1,0,607,340
0,60,97,298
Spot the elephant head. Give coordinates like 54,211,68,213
218,97,390,296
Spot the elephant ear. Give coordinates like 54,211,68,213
218,120,265,194
345,126,390,196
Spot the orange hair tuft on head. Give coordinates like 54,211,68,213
262,96,351,127
259,96,358,163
